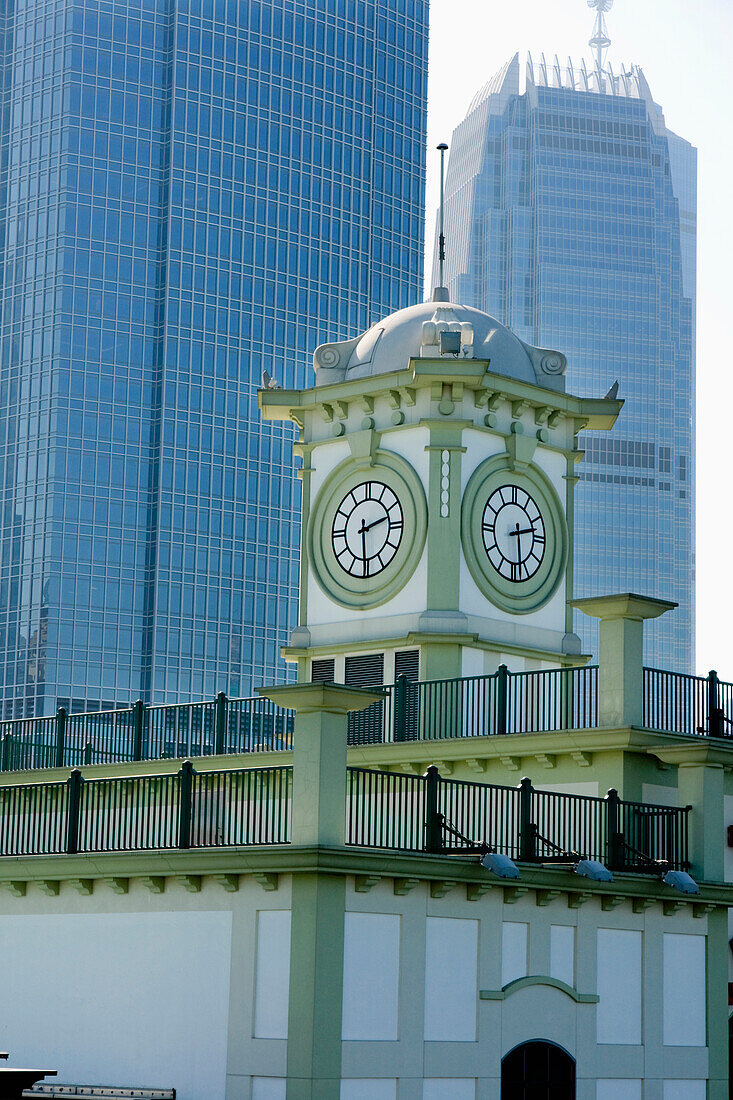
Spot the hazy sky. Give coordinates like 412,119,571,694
425,0,733,676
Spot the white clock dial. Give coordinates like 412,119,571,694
331,481,403,578
481,484,546,582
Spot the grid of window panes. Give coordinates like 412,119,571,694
438,68,695,670
0,0,428,716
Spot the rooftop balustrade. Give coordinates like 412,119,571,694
0,664,731,775
0,761,688,874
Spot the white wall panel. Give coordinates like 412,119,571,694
340,1081,398,1100
597,1081,641,1100
663,933,706,1046
424,917,478,1042
663,1083,706,1100
0,912,231,1099
596,929,642,1044
342,913,400,1040
252,1080,287,1100
550,925,575,987
502,922,528,987
254,910,291,1039
423,1080,476,1099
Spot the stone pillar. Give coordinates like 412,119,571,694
571,594,676,728
257,681,384,1100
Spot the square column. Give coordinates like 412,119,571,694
572,594,676,728
257,681,384,1100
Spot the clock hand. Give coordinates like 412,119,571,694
508,527,535,537
364,514,388,533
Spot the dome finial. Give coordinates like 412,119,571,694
435,142,449,300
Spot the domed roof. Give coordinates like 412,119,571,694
313,295,567,392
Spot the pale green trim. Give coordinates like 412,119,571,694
282,631,591,668
259,363,622,433
307,449,427,610
572,593,678,620
461,453,568,615
563,452,577,634
3,844,731,906
298,456,313,628
480,976,599,1003
424,423,467,617
706,906,730,1096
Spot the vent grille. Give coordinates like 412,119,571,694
311,658,335,683
395,649,419,682
344,653,384,688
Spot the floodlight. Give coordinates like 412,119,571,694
662,870,699,895
574,859,614,883
481,852,520,879
439,330,461,355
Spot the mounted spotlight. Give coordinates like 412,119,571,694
481,852,520,880
662,870,699,895
575,859,614,883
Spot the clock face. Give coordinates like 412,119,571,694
482,484,546,582
331,481,404,578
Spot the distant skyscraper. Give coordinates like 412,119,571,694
434,51,696,670
0,0,428,716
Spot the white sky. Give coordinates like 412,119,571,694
425,0,733,677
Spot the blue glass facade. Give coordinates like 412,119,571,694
0,0,428,715
435,55,696,670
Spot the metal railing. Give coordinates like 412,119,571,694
5,661,733,775
347,665,598,744
643,667,733,738
0,763,292,857
346,766,689,872
0,693,294,773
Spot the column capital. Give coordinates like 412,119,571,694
571,593,677,622
257,681,384,715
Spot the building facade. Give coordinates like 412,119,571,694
0,0,428,717
433,54,696,670
0,296,729,1099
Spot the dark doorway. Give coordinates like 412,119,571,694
501,1040,576,1099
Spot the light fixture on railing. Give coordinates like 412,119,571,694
481,852,521,879
662,869,699,895
574,859,614,882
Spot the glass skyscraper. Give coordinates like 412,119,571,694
434,53,696,670
0,0,428,716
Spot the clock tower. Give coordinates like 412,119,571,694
259,291,621,686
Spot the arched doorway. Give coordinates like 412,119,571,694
501,1039,576,1099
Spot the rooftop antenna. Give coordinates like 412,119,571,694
588,0,613,71
434,142,449,302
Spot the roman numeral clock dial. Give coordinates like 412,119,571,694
482,485,545,581
331,482,404,578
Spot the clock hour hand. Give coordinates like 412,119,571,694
364,514,387,533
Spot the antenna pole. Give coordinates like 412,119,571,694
437,142,448,289
588,0,612,72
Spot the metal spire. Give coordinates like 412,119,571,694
587,0,613,70
435,143,449,301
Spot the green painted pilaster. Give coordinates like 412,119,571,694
676,760,725,882
421,421,467,683
286,872,346,1100
257,682,383,847
563,452,579,633
295,444,313,632
572,594,676,727
256,681,383,1097
706,905,730,1100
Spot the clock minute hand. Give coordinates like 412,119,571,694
508,527,535,537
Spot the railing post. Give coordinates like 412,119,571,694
83,742,93,766
496,664,509,737
425,764,443,853
215,691,227,755
132,699,145,761
66,768,83,855
708,670,723,737
178,759,194,849
518,776,536,861
54,706,67,769
394,676,407,743
0,732,10,772
606,788,623,870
